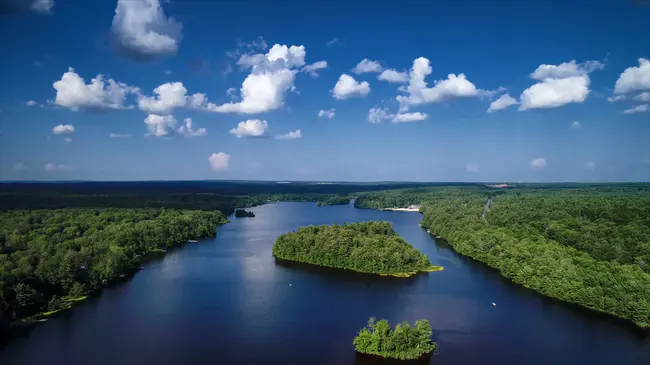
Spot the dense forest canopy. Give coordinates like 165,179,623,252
234,209,255,217
356,186,650,328
353,317,436,360
0,208,226,326
316,195,351,206
272,221,435,276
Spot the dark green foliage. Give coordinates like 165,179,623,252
316,196,350,206
0,208,227,322
272,221,431,275
356,187,650,328
353,317,436,360
234,209,255,218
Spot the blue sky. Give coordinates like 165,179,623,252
1,0,649,182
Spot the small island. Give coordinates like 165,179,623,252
234,209,255,218
316,195,351,206
272,221,442,277
353,317,436,360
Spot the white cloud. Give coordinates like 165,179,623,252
109,133,130,138
530,158,547,170
137,82,188,114
634,92,650,102
367,106,394,124
26,100,37,106
487,93,517,113
44,163,71,171
144,114,176,137
53,68,136,111
1,0,54,14
397,57,480,108
332,74,370,100
466,163,480,173
301,60,328,77
519,76,589,110
276,129,302,140
52,124,75,134
584,161,595,171
571,121,581,129
392,112,428,123
352,59,383,74
226,88,237,97
530,60,604,80
13,162,26,170
377,69,408,83
318,108,335,119
209,152,230,170
177,118,206,137
614,58,650,94
164,70,172,75
111,0,182,61
622,104,649,114
229,119,269,138
206,44,305,114
64,137,72,143
608,95,626,103
326,38,338,47
31,0,54,13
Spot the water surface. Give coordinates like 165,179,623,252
1,202,649,365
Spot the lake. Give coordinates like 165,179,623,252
1,202,649,365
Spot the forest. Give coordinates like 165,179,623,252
272,221,437,276
353,317,436,360
356,186,650,328
0,208,227,330
316,195,351,206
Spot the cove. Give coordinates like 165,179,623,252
0,202,648,365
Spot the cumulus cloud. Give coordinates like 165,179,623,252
26,100,37,106
487,93,517,113
332,74,370,100
52,68,136,111
466,163,480,173
111,0,182,61
144,114,176,137
318,108,335,119
177,118,206,137
614,58,650,94
352,59,383,74
584,161,595,171
608,95,626,103
530,158,547,170
397,57,480,108
378,69,409,83
530,60,604,80
392,112,428,123
301,60,328,77
276,129,302,140
229,119,269,138
52,124,75,134
571,121,581,129
208,152,230,171
634,92,650,102
109,133,130,138
206,44,305,114
137,82,204,114
44,163,71,171
13,162,26,170
622,104,649,114
519,76,590,110
367,106,394,124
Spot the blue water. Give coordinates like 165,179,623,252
1,202,648,365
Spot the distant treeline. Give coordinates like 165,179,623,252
355,186,650,328
316,195,351,206
0,208,227,329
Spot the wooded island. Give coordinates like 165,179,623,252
353,317,436,360
272,221,442,276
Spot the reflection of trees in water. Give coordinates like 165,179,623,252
354,351,432,365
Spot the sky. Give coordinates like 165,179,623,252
0,0,649,182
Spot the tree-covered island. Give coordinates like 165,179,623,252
234,209,255,217
315,195,351,206
353,317,436,360
272,221,442,277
